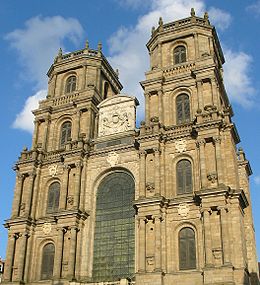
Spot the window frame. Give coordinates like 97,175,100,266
60,121,72,147
178,227,196,270
176,94,191,125
41,243,55,280
174,45,187,65
65,75,77,93
176,159,193,195
46,182,60,214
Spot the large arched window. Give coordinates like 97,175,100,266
60,121,72,147
93,172,135,282
176,159,192,195
174,46,186,64
176,94,190,124
179,227,196,270
46,182,60,213
65,75,76,93
41,243,55,280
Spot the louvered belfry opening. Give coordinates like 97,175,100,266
176,160,192,195
46,182,60,213
93,172,135,282
41,243,55,280
176,94,190,125
60,121,72,147
179,227,196,270
65,75,76,93
174,46,186,64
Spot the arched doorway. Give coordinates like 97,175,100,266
92,171,135,281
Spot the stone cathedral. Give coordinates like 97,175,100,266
3,10,259,285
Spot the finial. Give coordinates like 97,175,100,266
204,11,210,24
98,41,102,52
151,26,155,36
22,146,28,152
85,39,89,49
58,48,63,57
158,17,163,32
191,8,195,17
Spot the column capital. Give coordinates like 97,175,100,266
62,164,71,171
153,147,161,154
213,136,221,144
200,207,212,215
75,161,83,169
139,150,147,157
196,138,206,148
217,205,229,213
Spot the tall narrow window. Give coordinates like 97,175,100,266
176,94,190,124
60,121,72,147
41,243,55,280
104,82,109,99
46,182,60,213
177,160,192,195
174,46,186,64
65,75,76,93
179,227,196,270
93,172,135,282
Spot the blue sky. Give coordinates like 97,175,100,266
0,0,260,259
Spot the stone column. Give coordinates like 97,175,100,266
54,228,65,279
218,206,231,264
158,90,164,124
68,227,78,280
60,165,71,210
196,139,207,189
80,157,87,210
18,232,28,281
211,78,218,107
25,171,36,216
196,80,203,111
82,64,87,90
12,173,25,218
72,111,81,141
139,150,146,198
213,136,223,185
202,208,213,266
31,167,41,219
4,233,17,281
73,161,82,209
145,93,150,125
94,112,99,138
154,148,160,195
138,218,146,272
154,216,162,271
43,117,51,150
32,119,40,148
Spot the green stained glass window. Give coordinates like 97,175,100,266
93,172,135,282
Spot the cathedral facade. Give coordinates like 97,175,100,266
3,10,259,285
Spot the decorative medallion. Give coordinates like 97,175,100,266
175,139,187,153
43,222,52,235
107,152,119,167
48,164,58,177
67,195,74,206
177,203,190,217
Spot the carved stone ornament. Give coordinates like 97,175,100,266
67,196,74,206
43,222,52,235
98,95,139,137
146,256,155,266
207,172,218,183
107,152,119,167
177,203,190,217
175,139,187,153
212,248,222,259
146,182,155,193
48,164,58,177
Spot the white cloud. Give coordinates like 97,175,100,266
6,16,84,133
12,90,47,133
254,175,260,185
247,1,260,15
223,49,255,107
208,7,232,31
108,0,232,120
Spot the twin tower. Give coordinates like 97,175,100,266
3,10,259,285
